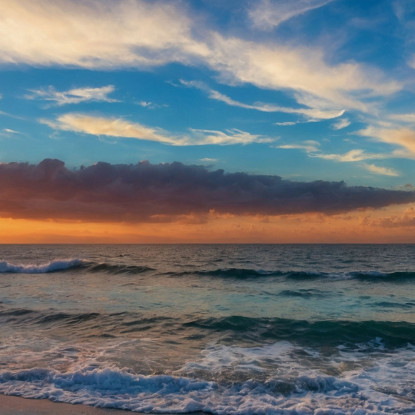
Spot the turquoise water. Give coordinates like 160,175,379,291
0,244,414,414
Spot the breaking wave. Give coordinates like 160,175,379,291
0,259,83,273
0,366,371,414
0,259,154,274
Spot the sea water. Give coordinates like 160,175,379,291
0,244,414,414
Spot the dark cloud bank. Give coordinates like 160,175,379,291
0,159,414,222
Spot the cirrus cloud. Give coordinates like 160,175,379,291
42,113,275,146
0,0,401,115
248,0,335,30
25,85,118,106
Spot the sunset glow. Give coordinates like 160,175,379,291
0,0,414,242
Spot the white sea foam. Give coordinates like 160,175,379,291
0,364,405,415
0,259,83,273
1,342,414,414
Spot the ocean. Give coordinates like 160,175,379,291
0,244,414,414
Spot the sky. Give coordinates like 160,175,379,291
0,0,414,243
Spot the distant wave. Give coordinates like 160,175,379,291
167,268,319,278
2,259,413,281
0,259,83,273
86,263,155,274
167,267,415,281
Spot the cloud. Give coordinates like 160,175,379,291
274,122,297,126
42,113,274,146
0,0,400,114
0,0,208,68
276,140,320,152
389,113,415,124
0,128,21,136
248,0,334,30
367,207,415,228
26,85,118,106
42,113,177,144
180,80,345,120
206,34,400,112
187,128,274,145
0,159,413,223
311,149,386,162
363,163,400,177
332,118,351,130
137,101,167,109
359,126,415,157
200,158,218,164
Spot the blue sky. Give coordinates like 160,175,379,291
0,0,414,188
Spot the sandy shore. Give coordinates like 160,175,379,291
0,395,129,415
0,395,207,415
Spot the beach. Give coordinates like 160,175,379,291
0,395,127,415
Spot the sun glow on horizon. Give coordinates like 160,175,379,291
1,202,414,244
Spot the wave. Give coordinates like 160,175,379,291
185,316,415,349
1,363,413,414
86,263,155,274
0,259,154,275
1,258,413,281
2,304,414,349
0,367,366,414
0,307,176,339
0,259,83,273
167,268,320,279
167,268,415,281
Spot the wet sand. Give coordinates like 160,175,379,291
0,395,131,415
0,395,206,415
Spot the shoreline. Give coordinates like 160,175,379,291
0,395,128,415
0,395,206,415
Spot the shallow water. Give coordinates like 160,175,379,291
0,244,414,414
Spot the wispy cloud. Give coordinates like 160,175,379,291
0,0,400,116
359,125,415,157
248,0,334,30
137,101,167,109
363,163,400,177
200,158,218,164
276,140,320,152
26,85,118,106
42,113,177,144
0,159,413,223
188,128,274,145
389,113,415,124
2,128,20,134
274,121,297,126
332,118,351,130
0,128,21,137
206,34,400,113
0,0,208,68
312,149,385,162
42,113,275,146
180,80,345,120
